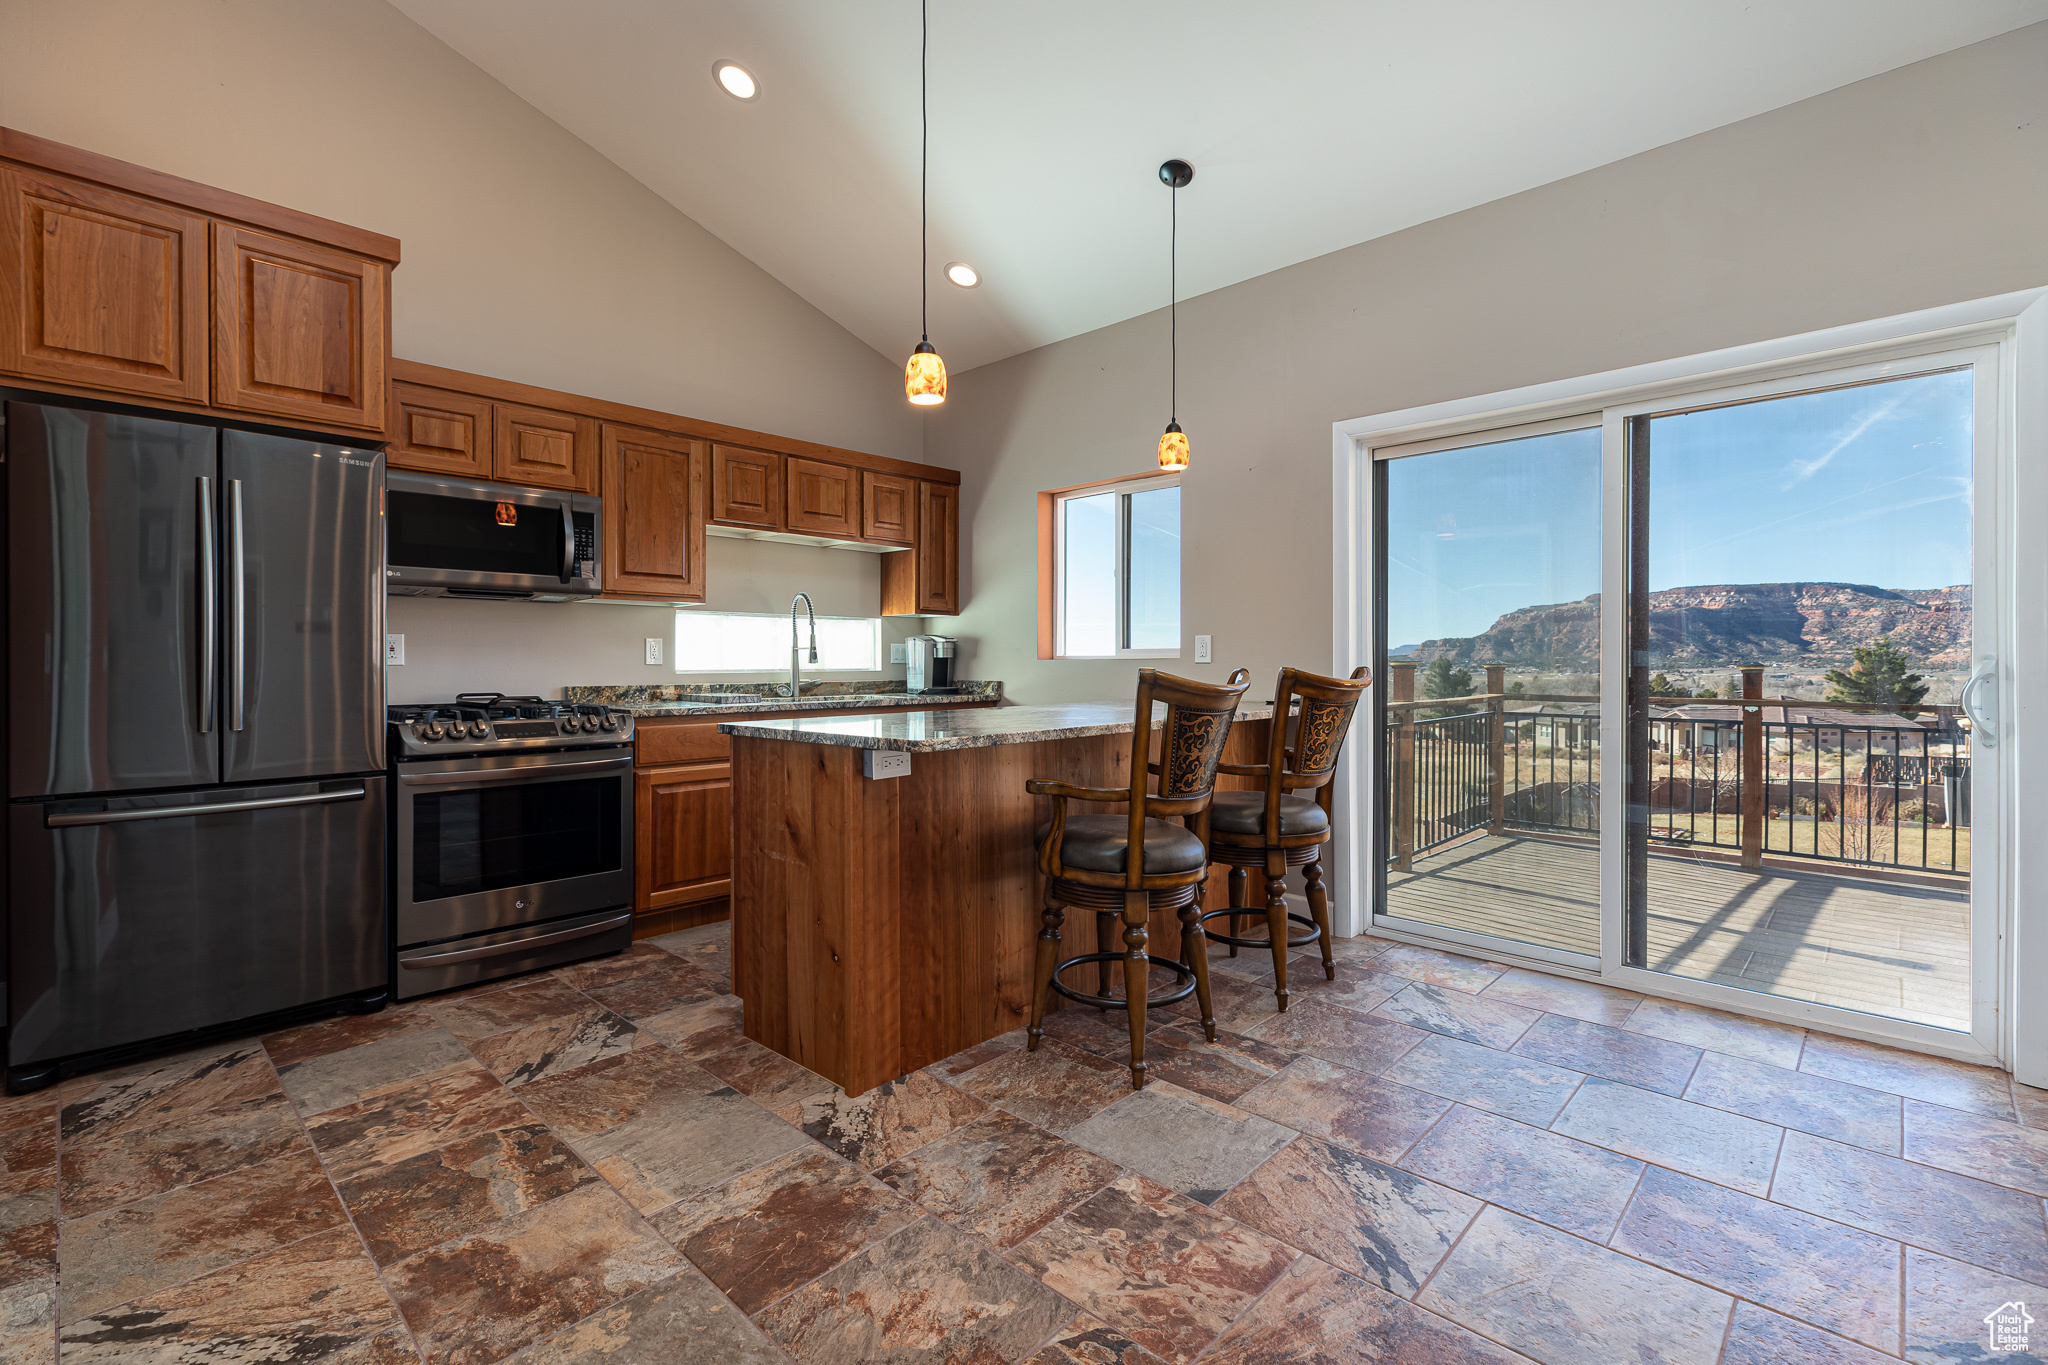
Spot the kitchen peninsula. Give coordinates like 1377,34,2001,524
721,702,1276,1095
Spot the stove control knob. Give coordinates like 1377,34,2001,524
584,715,603,731
467,720,491,739
419,721,445,741
598,714,620,732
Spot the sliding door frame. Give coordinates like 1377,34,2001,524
1331,287,2048,1076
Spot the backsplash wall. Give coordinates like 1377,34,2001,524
385,537,935,703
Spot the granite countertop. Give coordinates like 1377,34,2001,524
719,698,1281,753
562,680,1001,718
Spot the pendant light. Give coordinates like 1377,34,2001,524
903,0,946,406
1157,159,1193,469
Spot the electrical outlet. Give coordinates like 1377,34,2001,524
644,637,664,666
1194,634,1212,664
862,750,912,780
386,634,405,665
889,642,908,664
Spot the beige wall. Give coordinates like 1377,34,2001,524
928,24,2048,706
0,0,934,699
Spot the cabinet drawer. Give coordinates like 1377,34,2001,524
635,720,730,767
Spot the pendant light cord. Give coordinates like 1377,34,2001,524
920,0,929,345
1170,181,1177,423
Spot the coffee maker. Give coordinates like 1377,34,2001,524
905,635,958,692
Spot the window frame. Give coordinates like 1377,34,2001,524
670,609,884,674
1048,470,1181,660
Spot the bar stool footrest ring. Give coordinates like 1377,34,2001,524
1195,909,1321,952
1048,952,1198,1010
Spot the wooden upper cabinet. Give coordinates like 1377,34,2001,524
387,382,491,478
212,224,387,431
917,480,961,614
0,168,208,403
495,403,597,493
711,444,782,528
861,469,915,545
602,425,707,600
785,457,858,538
881,478,961,616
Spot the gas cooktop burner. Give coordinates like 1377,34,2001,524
388,693,633,757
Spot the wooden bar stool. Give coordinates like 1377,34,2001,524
1200,666,1371,1011
1026,667,1252,1088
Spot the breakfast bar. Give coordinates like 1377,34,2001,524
720,703,1274,1095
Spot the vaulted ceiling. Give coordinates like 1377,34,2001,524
391,1,2048,373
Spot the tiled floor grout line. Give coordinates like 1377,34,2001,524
1178,1249,1311,1365
1603,1160,1653,1247
258,1040,430,1364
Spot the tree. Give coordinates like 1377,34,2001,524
1422,658,1474,700
1825,637,1928,710
1650,673,1691,699
1695,685,1719,699
1504,680,1528,699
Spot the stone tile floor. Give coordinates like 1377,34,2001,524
2,921,2043,1364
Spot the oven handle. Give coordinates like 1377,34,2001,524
400,912,633,968
47,784,366,827
398,755,632,787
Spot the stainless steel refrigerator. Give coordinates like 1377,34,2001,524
4,398,387,1091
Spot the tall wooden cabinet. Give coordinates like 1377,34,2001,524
882,478,961,616
602,425,706,601
0,128,396,435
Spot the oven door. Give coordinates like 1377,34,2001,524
394,749,633,945
385,470,600,598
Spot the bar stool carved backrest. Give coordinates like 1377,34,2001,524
1026,666,1252,1088
1201,665,1372,1011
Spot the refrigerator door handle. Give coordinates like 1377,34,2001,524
197,476,217,734
560,500,575,583
399,912,633,968
229,478,246,731
45,784,367,827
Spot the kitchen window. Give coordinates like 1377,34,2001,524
673,611,882,673
1050,472,1181,658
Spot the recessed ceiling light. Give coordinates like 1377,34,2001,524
944,262,979,288
713,61,757,100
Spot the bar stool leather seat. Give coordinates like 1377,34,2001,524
1207,791,1329,837
1033,815,1208,874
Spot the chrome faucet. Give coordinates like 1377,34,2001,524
789,593,819,698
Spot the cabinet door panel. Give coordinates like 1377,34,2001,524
494,403,596,492
919,480,960,614
602,425,706,600
387,382,491,477
785,457,857,538
0,169,208,403
213,225,387,431
635,720,729,766
711,445,782,528
635,762,732,912
861,470,915,545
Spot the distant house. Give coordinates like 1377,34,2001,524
1649,702,1939,757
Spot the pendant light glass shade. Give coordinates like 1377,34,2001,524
1157,421,1188,470
905,340,947,406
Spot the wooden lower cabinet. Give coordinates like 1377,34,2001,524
629,702,997,936
635,760,733,915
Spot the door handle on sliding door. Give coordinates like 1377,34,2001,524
1961,657,1997,748
197,476,216,734
229,479,246,732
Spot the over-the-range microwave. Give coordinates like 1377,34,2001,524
386,470,600,600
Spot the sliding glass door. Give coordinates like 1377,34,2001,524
1370,343,2002,1050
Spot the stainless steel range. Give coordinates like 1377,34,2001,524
389,694,635,998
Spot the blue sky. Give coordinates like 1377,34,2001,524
1384,369,1973,647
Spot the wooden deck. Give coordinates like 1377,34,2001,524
1384,833,1970,1030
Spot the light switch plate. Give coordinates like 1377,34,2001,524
889,642,908,664
862,750,912,780
386,634,405,665
1194,634,1212,664
644,637,664,666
